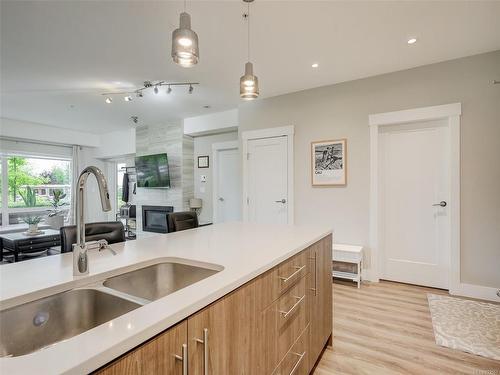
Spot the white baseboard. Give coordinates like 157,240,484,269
450,283,500,302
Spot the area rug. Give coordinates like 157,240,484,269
427,294,500,360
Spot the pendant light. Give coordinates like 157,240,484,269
172,0,199,68
240,0,259,100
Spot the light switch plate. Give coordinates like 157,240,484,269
200,175,207,183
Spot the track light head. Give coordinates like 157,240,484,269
124,95,132,102
188,85,194,94
136,91,143,98
105,97,112,104
167,85,172,94
154,86,159,94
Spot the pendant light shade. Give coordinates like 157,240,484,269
240,62,259,100
172,12,199,68
240,0,258,100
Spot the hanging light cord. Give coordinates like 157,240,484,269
247,2,251,62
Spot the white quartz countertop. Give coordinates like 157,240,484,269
0,222,332,375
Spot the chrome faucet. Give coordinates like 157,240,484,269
73,166,111,276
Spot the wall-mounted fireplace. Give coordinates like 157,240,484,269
142,205,173,233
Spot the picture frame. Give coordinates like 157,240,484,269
311,139,347,186
197,155,209,168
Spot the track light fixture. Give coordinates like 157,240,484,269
172,0,199,67
240,0,259,100
101,81,199,103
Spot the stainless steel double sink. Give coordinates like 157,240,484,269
0,261,220,358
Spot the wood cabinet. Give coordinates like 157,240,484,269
307,235,333,371
98,321,187,375
187,279,259,375
95,234,332,375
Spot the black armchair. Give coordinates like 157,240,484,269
167,212,199,232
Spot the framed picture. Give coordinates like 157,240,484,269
311,139,347,186
197,155,209,168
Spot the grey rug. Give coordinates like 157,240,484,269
427,294,500,360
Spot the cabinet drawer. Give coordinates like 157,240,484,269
276,250,308,296
18,242,58,252
276,275,308,364
255,249,310,312
18,236,60,246
259,275,308,374
272,325,309,375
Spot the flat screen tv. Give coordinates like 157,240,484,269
135,153,171,188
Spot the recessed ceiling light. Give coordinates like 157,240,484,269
311,63,319,68
407,38,417,45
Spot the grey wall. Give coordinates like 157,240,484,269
193,132,239,224
135,123,194,233
239,50,500,288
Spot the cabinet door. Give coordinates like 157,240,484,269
97,321,187,375
307,234,333,371
188,282,259,375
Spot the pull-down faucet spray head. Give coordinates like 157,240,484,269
73,166,111,276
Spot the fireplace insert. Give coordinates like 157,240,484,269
142,205,173,233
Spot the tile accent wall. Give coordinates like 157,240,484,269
182,135,194,210
135,122,194,233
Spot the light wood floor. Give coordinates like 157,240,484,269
314,280,500,375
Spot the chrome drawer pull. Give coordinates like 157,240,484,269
309,254,318,296
279,265,306,283
279,295,305,319
289,351,306,375
195,328,209,375
174,343,188,375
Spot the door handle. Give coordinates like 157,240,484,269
195,328,209,375
289,351,306,375
432,201,447,207
174,343,188,375
279,295,306,319
279,265,306,283
275,199,286,204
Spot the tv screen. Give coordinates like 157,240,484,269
135,153,171,188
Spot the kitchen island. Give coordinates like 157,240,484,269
0,222,332,374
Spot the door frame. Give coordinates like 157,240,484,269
212,140,240,223
241,125,295,224
368,103,461,292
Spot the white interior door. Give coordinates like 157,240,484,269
247,136,288,224
214,148,241,223
380,119,450,289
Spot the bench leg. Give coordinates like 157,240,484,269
357,261,360,288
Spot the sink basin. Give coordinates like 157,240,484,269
0,289,140,357
103,262,220,301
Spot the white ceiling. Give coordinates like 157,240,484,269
1,1,499,134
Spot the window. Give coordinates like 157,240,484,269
116,162,126,209
0,155,72,227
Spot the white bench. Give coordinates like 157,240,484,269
332,244,363,288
